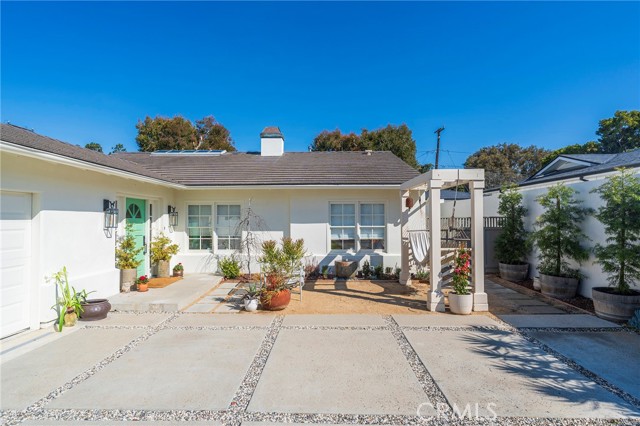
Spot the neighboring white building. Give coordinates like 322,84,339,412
1,123,430,336
481,151,640,298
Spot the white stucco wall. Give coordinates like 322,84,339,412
0,152,176,326
483,168,640,298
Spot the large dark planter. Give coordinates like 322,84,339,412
335,261,357,279
260,289,291,311
499,262,529,282
592,287,640,322
539,273,579,299
79,299,111,321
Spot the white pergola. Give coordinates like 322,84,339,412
399,169,488,312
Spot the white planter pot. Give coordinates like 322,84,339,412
533,276,541,291
244,298,259,312
449,292,473,315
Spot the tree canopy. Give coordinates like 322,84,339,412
135,115,236,152
110,144,126,154
84,142,103,153
309,124,419,169
463,143,549,188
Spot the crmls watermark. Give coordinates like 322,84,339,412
417,402,498,420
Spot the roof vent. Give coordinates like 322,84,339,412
260,126,284,156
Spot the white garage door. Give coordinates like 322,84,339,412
1,191,32,338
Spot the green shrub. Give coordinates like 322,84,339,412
362,260,372,279
218,255,241,279
495,185,531,264
374,265,383,278
115,223,143,269
150,233,179,263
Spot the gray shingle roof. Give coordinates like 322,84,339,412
112,151,420,186
0,124,174,183
523,149,640,186
1,123,419,187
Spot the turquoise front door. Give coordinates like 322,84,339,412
126,198,146,277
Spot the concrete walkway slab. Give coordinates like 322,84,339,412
528,330,640,398
517,305,566,314
393,314,501,328
0,328,144,410
282,314,386,327
499,314,620,329
81,312,173,327
184,303,216,313
49,329,266,410
170,313,274,327
404,329,639,418
109,274,221,312
217,282,239,290
248,329,432,415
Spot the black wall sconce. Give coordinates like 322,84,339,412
103,199,118,229
168,205,179,227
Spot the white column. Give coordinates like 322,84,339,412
399,190,411,285
470,180,488,311
427,180,445,312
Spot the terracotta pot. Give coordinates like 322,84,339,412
260,289,291,311
449,293,473,315
335,261,357,279
138,283,149,292
592,287,640,322
79,299,111,321
539,273,579,299
155,260,170,278
499,262,529,282
120,268,137,293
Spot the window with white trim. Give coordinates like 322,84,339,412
215,204,241,250
187,205,212,250
330,203,356,250
359,203,385,250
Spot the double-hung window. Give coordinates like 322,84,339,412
330,203,356,250
187,205,212,250
215,204,241,250
359,203,385,250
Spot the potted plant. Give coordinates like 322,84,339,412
362,260,372,279
590,169,640,321
77,289,111,321
136,275,150,292
50,267,84,331
115,223,143,293
242,283,260,312
173,262,184,277
150,233,179,278
374,265,383,279
495,185,531,281
415,268,429,283
259,237,306,311
449,248,473,315
321,265,329,279
531,184,592,299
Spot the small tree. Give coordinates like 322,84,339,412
235,200,269,277
531,184,592,278
591,168,640,294
115,223,143,269
495,185,531,264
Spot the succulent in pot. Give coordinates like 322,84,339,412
495,185,531,281
449,248,473,315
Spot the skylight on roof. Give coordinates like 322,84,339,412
151,150,227,156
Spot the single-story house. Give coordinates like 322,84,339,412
478,150,640,298
2,123,474,337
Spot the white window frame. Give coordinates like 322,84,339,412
186,204,213,251
214,203,242,252
329,202,357,251
327,200,387,253
358,202,386,251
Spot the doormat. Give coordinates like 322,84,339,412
148,277,183,289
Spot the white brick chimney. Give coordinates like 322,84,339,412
260,126,284,156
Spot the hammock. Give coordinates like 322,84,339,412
409,230,430,263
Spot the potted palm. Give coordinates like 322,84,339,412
115,223,142,293
590,169,640,321
150,233,179,278
531,184,592,299
50,267,84,331
259,237,306,311
495,185,531,281
449,248,473,315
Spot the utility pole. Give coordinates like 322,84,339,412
434,126,445,169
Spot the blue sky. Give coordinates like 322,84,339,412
2,1,639,167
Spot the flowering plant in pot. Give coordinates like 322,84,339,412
136,275,150,292
172,262,184,277
590,168,640,321
449,248,473,315
50,266,84,331
150,234,179,278
495,185,531,281
258,237,306,311
531,184,592,299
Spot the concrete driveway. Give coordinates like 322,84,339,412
1,310,639,426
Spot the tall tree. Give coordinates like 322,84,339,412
310,124,419,168
110,143,126,154
195,116,236,151
464,143,549,188
135,116,198,151
596,110,640,154
84,142,103,153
